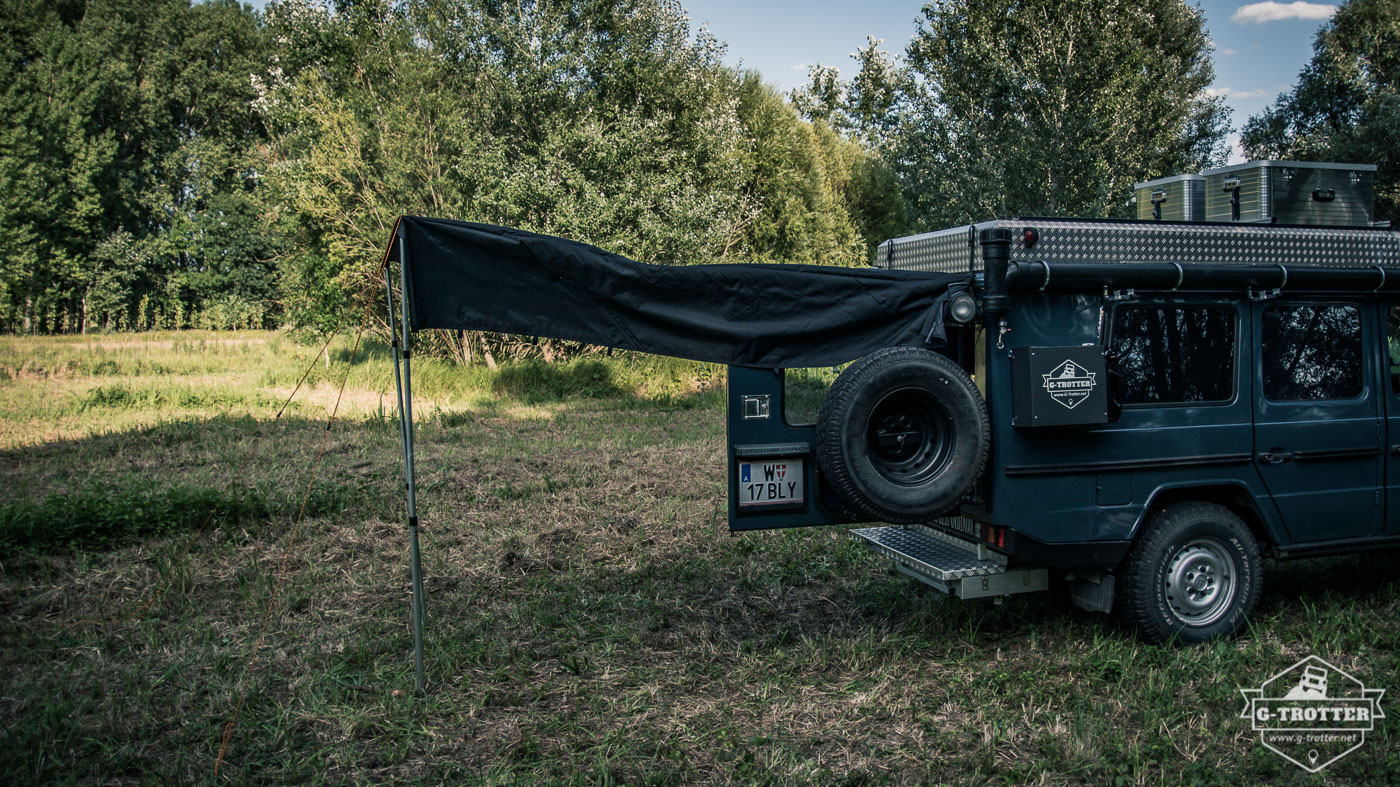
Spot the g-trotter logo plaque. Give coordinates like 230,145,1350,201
1239,655,1385,772
1041,360,1097,410
1009,345,1108,427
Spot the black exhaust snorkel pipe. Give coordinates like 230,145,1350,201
979,227,1014,343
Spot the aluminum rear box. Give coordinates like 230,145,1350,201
1202,160,1377,226
1133,174,1204,222
874,218,1400,274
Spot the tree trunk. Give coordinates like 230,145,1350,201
480,333,498,371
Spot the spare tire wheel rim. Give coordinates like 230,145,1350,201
864,387,952,486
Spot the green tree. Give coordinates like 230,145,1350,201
892,0,1228,228
0,0,272,333
0,0,115,331
790,36,906,146
790,64,844,127
732,73,864,265
261,0,754,334
1240,0,1399,223
844,36,905,146
145,0,275,329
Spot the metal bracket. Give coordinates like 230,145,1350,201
1248,263,1288,301
1103,287,1137,302
1248,263,1288,299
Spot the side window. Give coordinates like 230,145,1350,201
1109,305,1235,405
1388,307,1400,394
1261,303,1362,401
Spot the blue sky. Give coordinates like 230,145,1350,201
683,0,1340,162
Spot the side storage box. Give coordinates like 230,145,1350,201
1010,346,1107,428
1203,160,1376,226
1134,174,1204,221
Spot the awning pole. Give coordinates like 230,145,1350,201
387,235,426,695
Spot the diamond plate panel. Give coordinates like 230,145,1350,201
875,219,1400,274
849,525,1005,580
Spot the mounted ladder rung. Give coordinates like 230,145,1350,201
849,524,1048,600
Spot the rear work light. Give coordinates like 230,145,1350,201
949,291,979,323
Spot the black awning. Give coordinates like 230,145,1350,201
384,216,968,368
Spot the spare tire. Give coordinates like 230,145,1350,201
817,347,988,523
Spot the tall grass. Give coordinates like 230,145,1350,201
0,331,724,450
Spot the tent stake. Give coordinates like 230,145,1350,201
388,237,426,695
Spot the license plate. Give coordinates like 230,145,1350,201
737,459,804,508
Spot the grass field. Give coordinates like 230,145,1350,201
1,330,1397,784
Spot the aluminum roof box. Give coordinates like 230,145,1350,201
1202,160,1377,227
1133,174,1205,222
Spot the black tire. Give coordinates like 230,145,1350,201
816,347,989,523
1118,502,1262,645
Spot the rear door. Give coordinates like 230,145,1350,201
727,366,851,531
1252,300,1382,542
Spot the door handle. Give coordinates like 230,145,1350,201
1258,451,1293,464
1391,445,1400,456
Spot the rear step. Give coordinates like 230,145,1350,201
849,524,1049,600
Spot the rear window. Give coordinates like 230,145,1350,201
783,367,837,425
1109,305,1236,405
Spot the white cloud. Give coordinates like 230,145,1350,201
1225,133,1246,165
1206,86,1269,99
1220,48,1241,56
1230,2,1337,24
790,62,809,72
